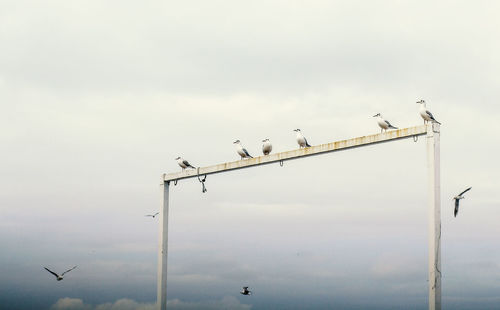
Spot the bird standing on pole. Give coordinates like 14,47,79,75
373,113,398,132
418,100,441,124
262,138,272,155
294,129,311,148
175,157,195,170
233,140,253,159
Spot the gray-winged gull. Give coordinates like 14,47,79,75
44,266,77,281
175,157,196,170
418,100,441,124
454,187,472,217
293,129,311,148
262,138,272,155
233,140,253,159
373,113,398,132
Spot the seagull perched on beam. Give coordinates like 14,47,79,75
373,113,398,132
44,266,77,281
453,187,472,217
293,129,311,148
175,157,195,170
233,140,253,159
418,100,441,124
240,286,252,295
262,138,272,155
145,212,159,218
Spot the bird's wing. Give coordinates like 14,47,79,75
454,199,459,217
145,215,153,217
154,212,159,216
304,137,311,147
182,160,193,167
458,187,472,196
242,148,252,157
426,110,436,120
61,266,77,276
44,267,59,278
243,286,248,289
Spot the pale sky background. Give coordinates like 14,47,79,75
1,1,500,309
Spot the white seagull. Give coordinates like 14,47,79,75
293,129,311,148
233,140,253,159
44,266,77,281
373,113,398,132
453,187,472,217
240,286,252,295
175,157,195,170
418,100,441,124
145,212,159,218
262,138,272,155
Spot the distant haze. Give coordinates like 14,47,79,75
1,1,500,309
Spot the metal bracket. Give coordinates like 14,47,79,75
197,168,207,193
279,160,284,167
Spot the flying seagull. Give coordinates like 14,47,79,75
240,286,252,295
373,113,398,132
262,138,272,155
44,266,77,281
418,100,441,125
293,129,311,148
233,140,253,159
175,157,195,170
453,187,472,217
145,212,159,218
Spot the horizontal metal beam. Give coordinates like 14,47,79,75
163,124,427,182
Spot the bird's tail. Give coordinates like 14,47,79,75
249,155,253,158
188,165,196,169
433,120,441,125
306,142,311,147
390,125,398,129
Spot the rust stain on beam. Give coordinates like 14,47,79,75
163,125,427,182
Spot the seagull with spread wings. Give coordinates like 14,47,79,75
44,266,77,281
145,212,159,218
453,187,472,217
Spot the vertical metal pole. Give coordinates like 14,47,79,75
427,123,441,310
157,181,169,310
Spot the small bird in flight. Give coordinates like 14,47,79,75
145,212,159,218
418,100,441,125
262,138,272,155
240,286,252,295
373,113,398,132
44,266,77,281
233,140,253,159
453,187,472,217
175,157,196,170
293,129,311,148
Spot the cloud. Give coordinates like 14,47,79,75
50,297,251,310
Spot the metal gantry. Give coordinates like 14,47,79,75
158,123,441,310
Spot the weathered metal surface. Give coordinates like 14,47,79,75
427,123,441,310
163,125,427,182
157,182,169,310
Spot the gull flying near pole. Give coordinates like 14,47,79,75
240,286,252,295
418,100,441,124
175,157,196,170
44,266,77,281
293,129,311,148
373,113,398,132
145,212,159,218
453,187,472,217
262,138,272,155
233,140,253,159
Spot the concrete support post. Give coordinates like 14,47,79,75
157,181,169,310
427,123,441,310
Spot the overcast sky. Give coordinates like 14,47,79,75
1,1,500,309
